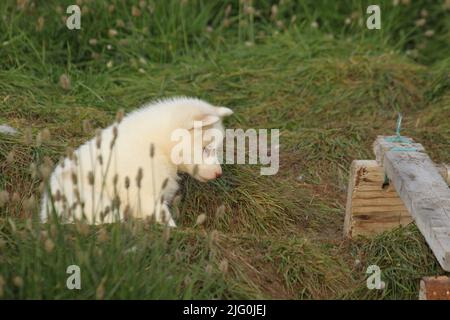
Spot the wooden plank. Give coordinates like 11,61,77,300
374,136,450,271
419,276,450,300
352,209,408,218
344,160,412,238
353,191,405,199
353,218,413,237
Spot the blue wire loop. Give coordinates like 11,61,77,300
383,113,417,152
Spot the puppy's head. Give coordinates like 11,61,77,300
171,103,233,182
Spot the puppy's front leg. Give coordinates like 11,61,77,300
161,203,176,227
151,200,177,227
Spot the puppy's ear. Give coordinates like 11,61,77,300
216,106,233,117
190,114,221,129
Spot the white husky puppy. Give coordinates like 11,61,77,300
40,97,233,226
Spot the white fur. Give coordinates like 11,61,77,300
40,97,233,226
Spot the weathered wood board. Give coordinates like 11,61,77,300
344,160,412,237
419,276,450,300
374,136,450,271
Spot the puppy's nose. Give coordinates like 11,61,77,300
215,172,222,178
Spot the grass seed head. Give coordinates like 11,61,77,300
11,192,20,204
175,249,182,261
219,259,229,274
210,230,220,245
95,129,102,149
271,5,278,20
8,218,17,234
136,167,143,188
415,18,426,27
36,132,42,147
59,74,71,91
54,189,62,202
205,264,213,275
96,278,106,300
6,150,15,163
71,172,78,185
172,194,182,208
13,276,23,288
112,195,121,211
76,221,90,236
215,204,225,218
44,239,55,253
101,206,111,221
40,128,51,142
244,6,255,15
193,165,199,176
225,4,232,16
91,52,100,60
66,147,74,160
111,126,118,149
163,227,171,243
195,213,207,226
30,162,38,179
38,182,45,194
23,128,33,145
108,29,118,37
25,218,33,232
424,29,435,37
39,164,52,180
116,19,125,28
87,171,95,186
123,205,131,221
82,119,92,133
98,228,109,243
43,156,54,168
172,206,180,219
149,143,155,158
23,195,36,213
161,178,169,190
116,109,124,123
131,5,141,17
183,275,192,286
0,190,10,207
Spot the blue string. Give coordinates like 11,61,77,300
384,113,415,146
385,136,411,143
395,113,402,137
390,146,417,152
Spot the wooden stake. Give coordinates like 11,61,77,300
419,276,450,300
374,136,450,271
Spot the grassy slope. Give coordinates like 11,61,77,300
0,0,449,299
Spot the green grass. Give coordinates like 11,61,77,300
0,0,449,299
